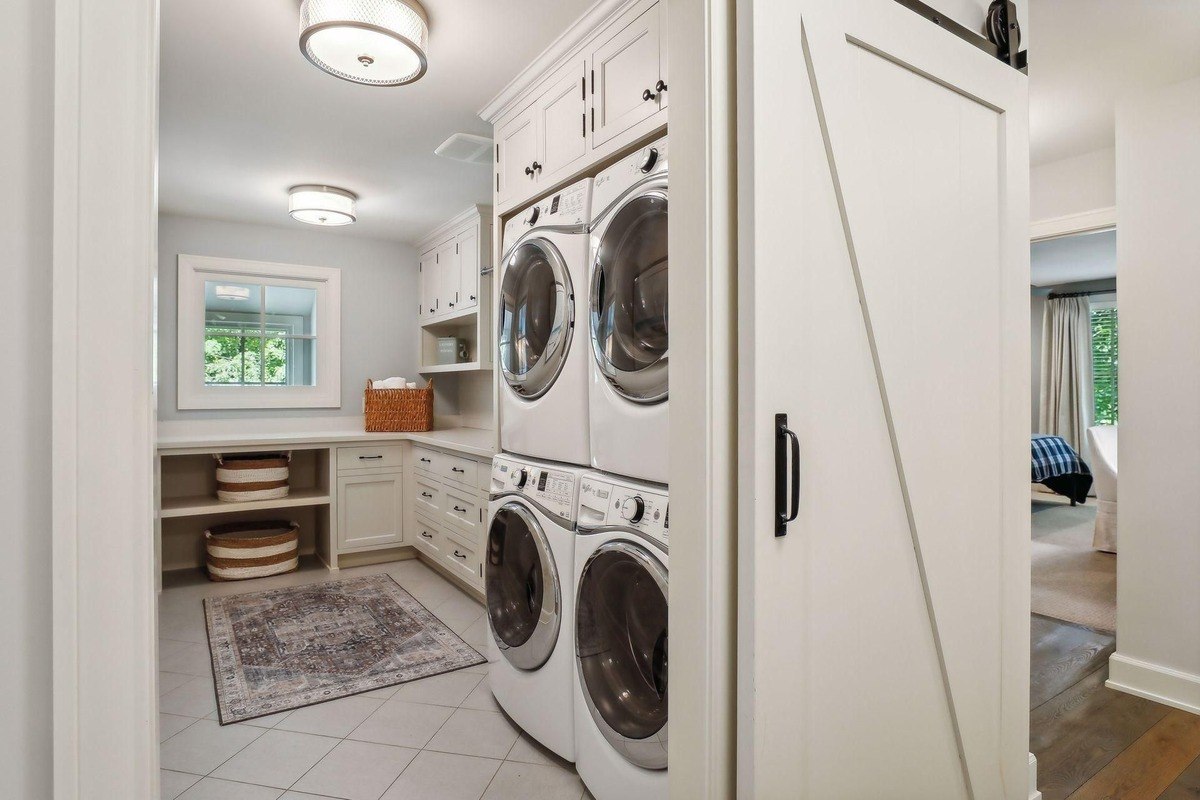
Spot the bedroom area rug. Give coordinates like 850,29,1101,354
204,573,486,724
1031,499,1116,632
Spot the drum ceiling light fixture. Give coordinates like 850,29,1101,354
299,0,429,87
288,185,358,226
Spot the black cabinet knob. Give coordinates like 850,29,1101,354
642,88,655,101
524,165,534,176
655,79,668,93
532,162,542,172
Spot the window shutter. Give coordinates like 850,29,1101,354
1091,306,1119,424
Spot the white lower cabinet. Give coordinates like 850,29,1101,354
408,445,489,592
337,471,405,551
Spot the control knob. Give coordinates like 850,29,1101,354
511,467,529,489
620,495,646,524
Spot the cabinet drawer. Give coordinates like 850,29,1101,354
338,445,404,472
412,445,440,476
412,513,444,559
442,486,482,542
413,474,443,518
440,453,479,487
443,526,483,587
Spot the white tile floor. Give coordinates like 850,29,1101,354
158,557,592,800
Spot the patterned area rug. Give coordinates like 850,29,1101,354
204,574,485,724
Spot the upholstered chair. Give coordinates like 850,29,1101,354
1088,425,1118,553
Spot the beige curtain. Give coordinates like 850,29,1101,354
1038,296,1093,452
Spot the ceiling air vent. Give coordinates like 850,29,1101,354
434,133,493,166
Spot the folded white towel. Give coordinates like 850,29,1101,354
406,382,417,389
372,377,408,389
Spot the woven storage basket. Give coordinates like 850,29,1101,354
215,453,290,502
364,378,434,432
205,520,300,582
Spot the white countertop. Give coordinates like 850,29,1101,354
157,416,497,459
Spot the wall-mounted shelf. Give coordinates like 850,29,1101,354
160,488,332,519
418,361,491,375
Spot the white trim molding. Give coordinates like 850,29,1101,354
176,254,342,409
1029,752,1042,800
53,0,159,796
1029,206,1116,242
1107,652,1200,716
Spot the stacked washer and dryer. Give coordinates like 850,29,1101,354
485,138,670,800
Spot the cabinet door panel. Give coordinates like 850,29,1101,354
496,108,539,208
419,250,438,318
337,472,404,551
456,226,479,312
538,60,588,185
591,2,662,148
438,241,461,313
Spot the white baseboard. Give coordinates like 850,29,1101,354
1107,652,1200,715
1028,752,1042,800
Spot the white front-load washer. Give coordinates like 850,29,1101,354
498,179,593,466
485,453,587,761
587,137,669,484
573,470,669,800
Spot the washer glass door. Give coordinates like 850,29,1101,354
499,238,573,400
575,540,668,769
486,502,561,670
590,190,668,403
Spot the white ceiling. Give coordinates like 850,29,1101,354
1028,0,1200,166
159,0,593,243
1030,229,1115,287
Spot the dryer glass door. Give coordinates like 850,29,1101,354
485,502,561,670
576,540,668,769
498,238,573,400
590,190,669,403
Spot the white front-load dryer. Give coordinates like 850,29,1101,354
498,179,593,466
588,138,669,484
485,453,587,761
573,471,669,800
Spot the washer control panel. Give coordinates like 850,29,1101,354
501,178,593,251
577,473,669,549
491,455,580,524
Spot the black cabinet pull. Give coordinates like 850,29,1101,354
419,457,431,463
656,79,668,93
525,165,535,176
775,413,801,537
532,161,542,172
420,531,433,539
453,505,467,513
642,88,656,101
453,550,467,560
421,491,433,499
469,294,476,301
358,455,383,460
451,466,465,473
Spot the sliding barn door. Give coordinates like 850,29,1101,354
737,1,1029,798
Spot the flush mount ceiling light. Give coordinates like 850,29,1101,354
289,185,358,226
299,0,429,87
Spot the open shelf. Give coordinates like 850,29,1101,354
160,488,331,519
418,361,491,374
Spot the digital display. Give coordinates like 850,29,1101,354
550,195,560,214
537,471,548,492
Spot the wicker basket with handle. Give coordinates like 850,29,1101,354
364,378,434,432
205,519,300,581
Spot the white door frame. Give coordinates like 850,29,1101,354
52,0,160,797
50,0,738,797
667,0,739,796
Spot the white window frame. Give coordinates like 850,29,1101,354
177,254,342,409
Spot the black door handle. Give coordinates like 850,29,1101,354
775,413,800,536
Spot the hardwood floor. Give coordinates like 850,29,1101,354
1031,614,1200,799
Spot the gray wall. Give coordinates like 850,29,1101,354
158,214,442,420
0,0,53,796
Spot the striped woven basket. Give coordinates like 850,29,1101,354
205,520,300,582
215,453,290,502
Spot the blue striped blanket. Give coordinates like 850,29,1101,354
1031,434,1091,483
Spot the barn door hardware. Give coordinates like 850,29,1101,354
775,413,800,537
892,0,1027,72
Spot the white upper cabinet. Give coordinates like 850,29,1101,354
455,225,480,312
482,0,668,215
591,1,665,148
416,206,491,326
418,249,438,318
537,59,589,187
496,109,539,208
437,239,460,313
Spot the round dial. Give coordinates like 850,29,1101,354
512,467,528,489
639,147,659,173
525,206,540,226
620,495,646,523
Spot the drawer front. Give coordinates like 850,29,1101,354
412,445,440,476
338,444,404,472
413,475,443,518
442,486,482,542
440,453,479,487
337,472,404,552
443,526,483,587
412,514,444,559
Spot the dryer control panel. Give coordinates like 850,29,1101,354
501,178,593,253
491,455,581,524
577,473,669,550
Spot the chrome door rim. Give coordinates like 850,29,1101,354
576,540,669,770
589,185,669,404
498,238,574,401
485,502,562,670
